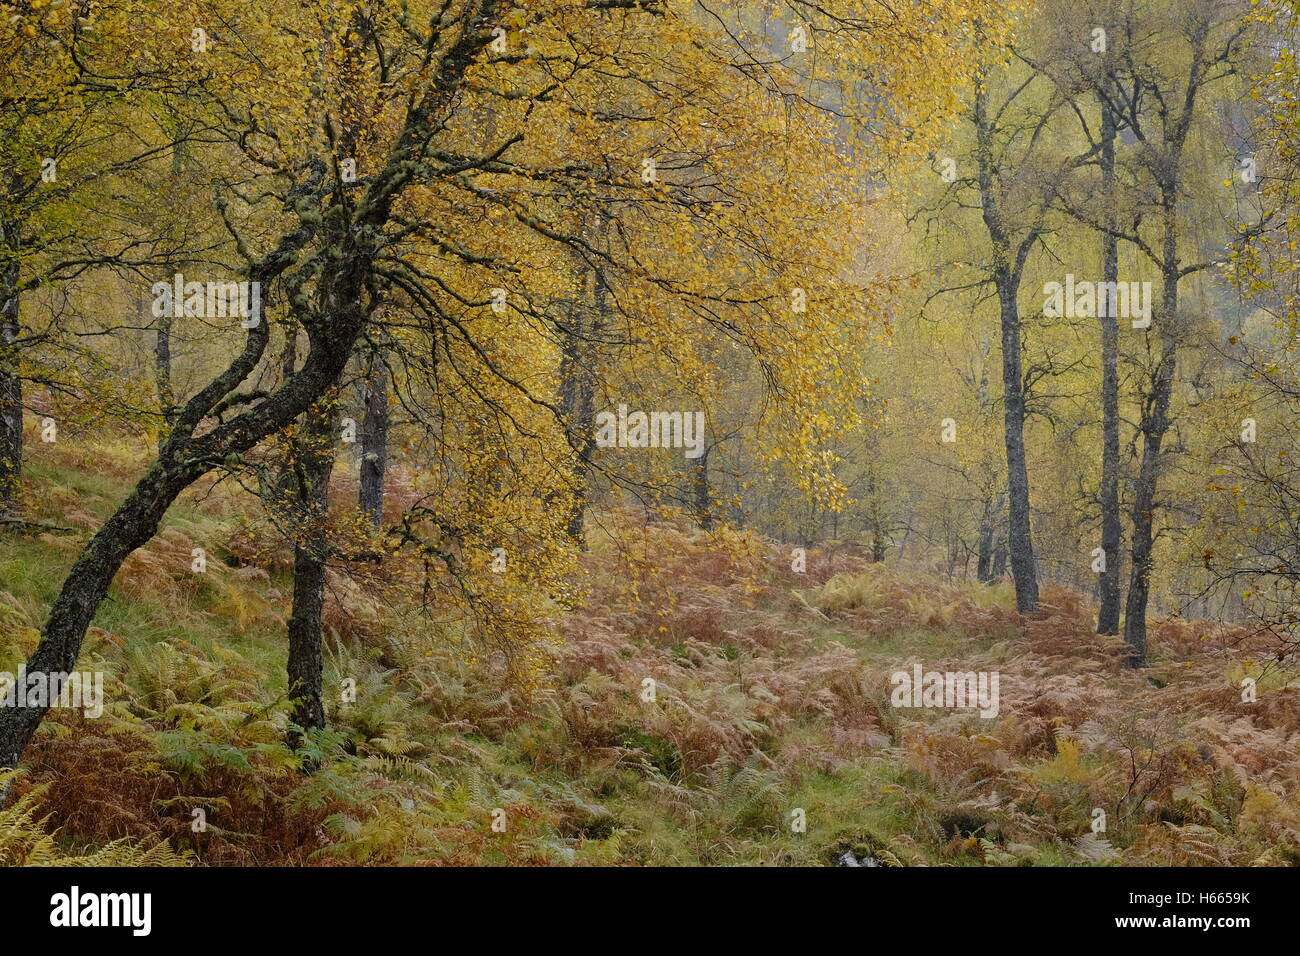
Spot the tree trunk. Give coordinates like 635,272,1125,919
1122,203,1179,666
871,535,887,563
558,324,595,540
0,237,367,768
0,0,496,770
991,535,1008,580
155,310,176,441
286,398,338,751
0,256,20,515
693,444,713,530
866,468,887,562
0,460,196,765
974,78,1040,613
358,349,387,531
997,277,1040,612
286,539,328,750
976,496,996,583
558,264,604,542
1095,90,1124,635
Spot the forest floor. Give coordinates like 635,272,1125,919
2,435,1299,866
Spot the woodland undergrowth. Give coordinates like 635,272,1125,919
1,440,1298,866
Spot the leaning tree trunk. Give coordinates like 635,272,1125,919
0,223,370,769
286,397,339,752
0,0,498,772
0,460,197,765
1096,90,1124,636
